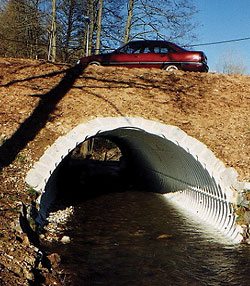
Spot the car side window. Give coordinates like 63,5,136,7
144,46,155,53
160,47,169,53
133,47,142,53
151,45,169,54
154,47,160,53
118,45,133,54
118,44,141,54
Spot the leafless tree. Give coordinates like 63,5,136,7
95,0,103,54
0,0,199,62
0,0,48,59
124,0,134,44
122,0,198,45
216,49,247,75
100,0,124,50
50,0,57,62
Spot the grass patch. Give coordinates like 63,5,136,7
9,208,19,214
9,196,17,201
0,137,6,146
235,205,246,224
17,154,25,162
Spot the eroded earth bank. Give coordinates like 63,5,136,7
0,58,249,285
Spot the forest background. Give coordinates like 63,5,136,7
0,0,198,63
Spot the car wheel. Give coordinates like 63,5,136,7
164,65,179,72
89,61,101,66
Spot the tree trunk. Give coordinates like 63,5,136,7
95,0,103,55
34,0,39,59
123,0,134,44
88,0,95,56
51,0,56,62
65,0,75,61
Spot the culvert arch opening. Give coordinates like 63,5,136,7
26,117,244,242
54,137,137,204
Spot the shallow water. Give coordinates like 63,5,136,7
49,191,250,286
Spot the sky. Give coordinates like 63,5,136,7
192,0,250,74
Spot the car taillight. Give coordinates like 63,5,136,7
192,54,201,61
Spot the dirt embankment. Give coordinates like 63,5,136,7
0,58,249,285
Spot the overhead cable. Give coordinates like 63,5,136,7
186,37,250,47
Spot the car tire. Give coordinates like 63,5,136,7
88,61,101,66
164,65,179,72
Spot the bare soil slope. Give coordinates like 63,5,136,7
0,58,249,285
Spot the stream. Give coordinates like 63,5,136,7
46,191,250,286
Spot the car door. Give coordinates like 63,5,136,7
136,44,172,68
100,42,143,67
107,52,142,67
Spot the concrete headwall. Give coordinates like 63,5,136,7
25,117,248,242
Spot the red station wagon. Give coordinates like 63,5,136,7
77,40,209,72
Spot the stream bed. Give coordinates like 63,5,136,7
46,191,250,286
